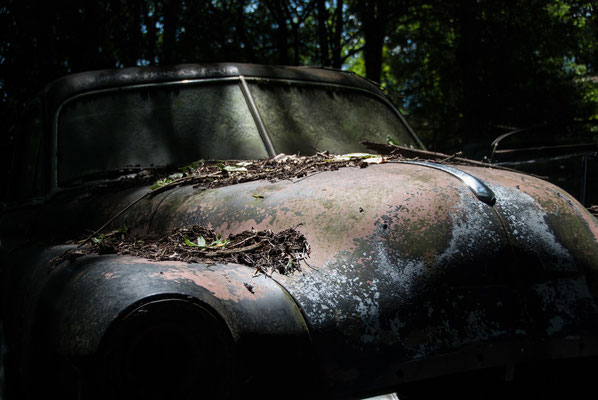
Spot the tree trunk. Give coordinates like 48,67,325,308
161,0,181,65
234,0,255,62
266,1,290,64
316,0,330,66
331,0,343,68
357,0,388,82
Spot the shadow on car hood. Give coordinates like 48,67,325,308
141,162,598,395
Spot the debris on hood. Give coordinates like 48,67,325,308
51,225,310,276
361,140,547,177
146,142,537,196
361,140,483,165
148,151,388,195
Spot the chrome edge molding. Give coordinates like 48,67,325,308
401,161,497,206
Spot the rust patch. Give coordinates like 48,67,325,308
147,267,265,302
102,272,119,280
120,257,188,268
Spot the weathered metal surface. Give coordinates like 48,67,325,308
144,162,598,395
29,185,154,241
2,244,311,397
460,165,598,309
4,159,598,397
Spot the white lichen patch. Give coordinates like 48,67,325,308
437,190,503,266
491,185,575,271
291,261,382,338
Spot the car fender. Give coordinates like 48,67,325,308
3,245,313,397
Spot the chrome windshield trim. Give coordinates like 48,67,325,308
400,161,497,206
239,75,276,157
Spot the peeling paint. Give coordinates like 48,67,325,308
148,265,266,302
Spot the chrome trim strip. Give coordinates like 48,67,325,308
239,75,276,157
401,161,497,206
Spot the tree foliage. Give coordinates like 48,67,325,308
0,0,596,161
385,0,598,151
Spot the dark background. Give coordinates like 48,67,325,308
1,0,597,177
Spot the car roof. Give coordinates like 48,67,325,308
43,63,383,112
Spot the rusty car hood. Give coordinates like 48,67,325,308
126,161,596,393
18,161,598,395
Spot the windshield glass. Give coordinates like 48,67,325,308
249,81,418,155
57,82,267,184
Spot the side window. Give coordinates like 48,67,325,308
8,100,44,200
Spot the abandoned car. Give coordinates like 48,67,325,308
1,63,598,399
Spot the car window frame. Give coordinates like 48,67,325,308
50,75,424,192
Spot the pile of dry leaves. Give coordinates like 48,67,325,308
147,150,389,194
53,225,310,276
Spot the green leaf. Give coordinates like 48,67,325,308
179,160,204,174
333,153,377,161
386,135,400,146
184,236,200,247
151,177,173,190
92,234,105,244
117,222,130,235
208,232,229,248
196,235,206,247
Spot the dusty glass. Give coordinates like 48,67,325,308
249,82,417,155
58,82,267,184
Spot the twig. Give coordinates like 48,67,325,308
78,190,150,248
227,234,259,249
200,241,264,256
441,151,463,162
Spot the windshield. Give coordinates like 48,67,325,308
250,81,418,155
57,79,420,185
57,82,267,184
